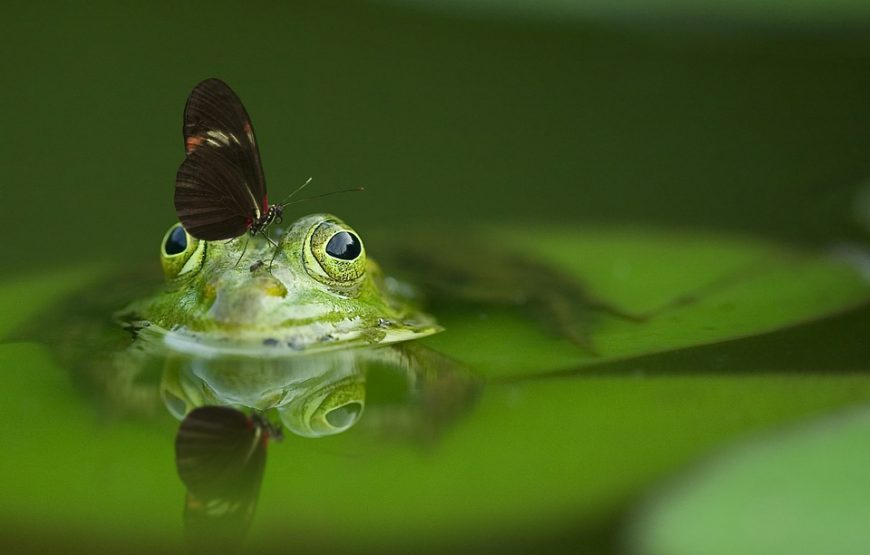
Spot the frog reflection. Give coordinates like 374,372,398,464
161,343,479,441
162,349,367,438
165,344,479,552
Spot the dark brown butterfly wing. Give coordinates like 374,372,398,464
175,406,269,549
175,78,267,240
176,145,260,240
175,405,268,499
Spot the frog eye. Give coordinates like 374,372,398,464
160,223,204,279
304,220,367,289
277,376,366,437
325,231,362,261
164,225,188,255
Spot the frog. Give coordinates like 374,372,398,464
35,209,622,439
84,214,484,550
118,213,442,357
105,213,481,442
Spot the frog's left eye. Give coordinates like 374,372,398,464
304,220,366,289
160,223,204,279
164,225,188,255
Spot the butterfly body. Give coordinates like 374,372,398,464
248,203,283,237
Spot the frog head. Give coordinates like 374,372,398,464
123,214,440,355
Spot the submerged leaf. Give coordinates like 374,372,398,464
421,226,870,378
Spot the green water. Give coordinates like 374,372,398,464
3,1,870,553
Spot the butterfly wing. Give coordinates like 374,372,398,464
175,405,268,499
175,406,270,550
175,78,267,240
176,145,261,240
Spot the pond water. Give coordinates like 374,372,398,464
3,2,870,554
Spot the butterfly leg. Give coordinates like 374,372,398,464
264,232,281,273
233,237,250,268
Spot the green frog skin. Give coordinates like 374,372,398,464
120,213,441,357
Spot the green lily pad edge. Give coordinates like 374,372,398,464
425,225,870,379
629,405,870,555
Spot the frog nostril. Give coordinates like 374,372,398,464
256,277,287,297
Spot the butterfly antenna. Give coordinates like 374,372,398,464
276,177,314,206
279,187,365,207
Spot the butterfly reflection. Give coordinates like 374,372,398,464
174,405,282,553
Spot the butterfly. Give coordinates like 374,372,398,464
174,78,362,256
174,78,290,243
174,405,283,551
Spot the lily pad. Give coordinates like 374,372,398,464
629,405,870,555
423,226,870,379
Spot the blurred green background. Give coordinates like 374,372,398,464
3,1,870,554
4,0,870,274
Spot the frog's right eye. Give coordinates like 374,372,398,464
160,223,204,278
303,219,367,291
277,375,366,437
